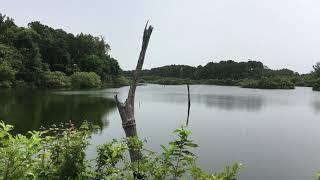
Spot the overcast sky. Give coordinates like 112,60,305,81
1,0,320,73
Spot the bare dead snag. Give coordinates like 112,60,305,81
114,22,153,162
186,84,190,126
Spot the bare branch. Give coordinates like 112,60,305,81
127,23,153,113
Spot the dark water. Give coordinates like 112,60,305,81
1,85,320,180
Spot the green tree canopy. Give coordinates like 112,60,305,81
0,13,124,88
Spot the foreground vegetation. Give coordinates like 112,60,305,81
0,13,128,89
125,61,320,90
0,121,241,179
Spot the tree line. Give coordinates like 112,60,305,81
125,60,298,80
124,60,320,90
0,13,127,88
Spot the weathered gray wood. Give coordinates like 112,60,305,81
114,22,153,162
186,84,190,126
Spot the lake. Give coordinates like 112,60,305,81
1,84,320,180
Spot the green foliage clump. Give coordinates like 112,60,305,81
239,79,259,88
291,74,314,87
0,121,95,179
313,62,320,78
114,76,129,86
0,122,42,179
240,77,295,89
312,63,320,91
0,13,124,89
0,61,16,88
312,79,320,91
0,121,241,179
40,71,71,88
191,163,241,180
153,77,185,85
104,75,129,87
203,79,239,86
70,72,102,89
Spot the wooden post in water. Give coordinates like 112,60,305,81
114,22,153,162
186,84,191,126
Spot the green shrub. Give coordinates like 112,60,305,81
0,121,95,179
240,77,295,89
153,77,183,85
0,61,16,88
70,72,102,89
239,79,259,88
0,121,241,179
0,122,42,179
203,79,239,86
312,79,320,91
0,81,12,88
103,76,129,87
40,71,71,88
113,76,129,86
13,80,27,88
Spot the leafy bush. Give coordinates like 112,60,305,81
40,71,71,88
203,79,239,86
240,77,295,89
0,121,94,179
153,77,184,85
114,76,129,86
0,121,241,179
0,61,16,88
239,79,259,88
104,75,129,87
70,72,102,89
312,79,320,91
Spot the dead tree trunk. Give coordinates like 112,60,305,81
114,22,153,162
186,84,190,126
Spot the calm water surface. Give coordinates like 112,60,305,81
1,85,320,180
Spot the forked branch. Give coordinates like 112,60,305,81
114,22,153,162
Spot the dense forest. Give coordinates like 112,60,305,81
124,60,320,90
0,13,127,89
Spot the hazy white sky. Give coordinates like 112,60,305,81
1,0,320,73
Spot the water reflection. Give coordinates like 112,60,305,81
0,89,116,133
312,101,320,113
200,95,263,111
144,93,263,111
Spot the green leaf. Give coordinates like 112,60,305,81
160,145,168,153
